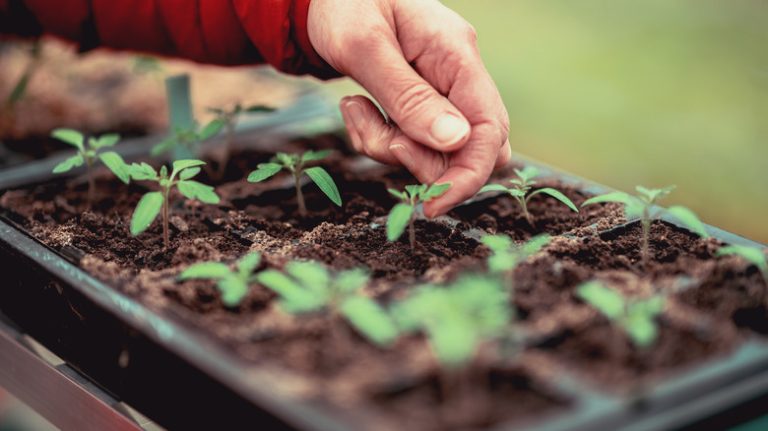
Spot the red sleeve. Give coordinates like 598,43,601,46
0,0,338,79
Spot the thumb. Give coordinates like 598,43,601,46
344,39,471,153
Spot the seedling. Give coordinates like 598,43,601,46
577,281,664,348
386,183,451,250
478,166,578,226
50,128,131,204
581,185,708,266
208,103,275,178
717,245,768,302
482,233,551,275
129,159,220,249
150,119,224,158
392,274,510,369
207,103,275,178
179,252,261,307
247,151,342,217
257,261,398,347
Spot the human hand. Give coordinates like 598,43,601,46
307,0,510,217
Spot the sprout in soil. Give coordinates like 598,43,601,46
478,166,578,227
257,261,398,347
482,233,551,276
392,274,512,417
581,185,708,267
577,281,665,348
50,128,131,205
207,103,275,178
150,119,225,158
717,245,768,302
247,151,342,217
386,183,451,250
392,274,510,368
179,252,261,307
129,159,220,249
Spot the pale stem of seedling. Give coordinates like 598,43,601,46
407,194,418,250
292,162,307,217
216,118,236,179
162,184,171,249
518,195,534,226
85,157,95,207
641,206,651,268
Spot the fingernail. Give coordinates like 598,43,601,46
342,100,364,131
431,113,470,146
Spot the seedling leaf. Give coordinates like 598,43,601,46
581,191,634,208
130,192,163,235
51,128,84,151
178,167,201,180
341,296,399,347
423,183,451,200
198,119,224,140
177,180,220,204
386,203,414,242
577,281,625,320
667,205,708,238
91,133,120,149
172,159,206,175
258,269,324,313
305,166,342,207
531,188,578,212
247,163,282,182
179,262,231,280
98,152,131,184
219,277,249,307
478,184,510,194
244,105,276,113
129,162,158,181
237,253,262,277
52,154,84,173
301,149,332,163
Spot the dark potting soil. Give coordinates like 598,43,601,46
1,143,766,430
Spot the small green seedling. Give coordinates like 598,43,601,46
582,185,708,267
247,151,341,217
207,103,275,178
577,281,664,348
50,128,131,204
482,234,551,275
179,252,261,307
257,261,398,347
150,119,224,158
392,274,510,369
386,183,451,250
478,166,578,226
129,159,220,249
717,245,768,302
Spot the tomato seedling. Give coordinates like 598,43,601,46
386,183,451,250
50,128,131,205
179,252,261,307
207,103,275,178
577,281,664,348
581,185,708,267
257,261,398,347
150,119,224,158
129,159,220,249
392,274,510,369
482,233,551,275
478,166,578,227
247,150,341,217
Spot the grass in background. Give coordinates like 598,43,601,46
325,0,768,243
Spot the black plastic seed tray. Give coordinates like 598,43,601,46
0,119,766,430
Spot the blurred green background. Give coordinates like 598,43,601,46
325,0,768,243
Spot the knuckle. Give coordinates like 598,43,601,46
463,22,478,44
392,81,437,120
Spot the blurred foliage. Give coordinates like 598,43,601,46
325,0,768,243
